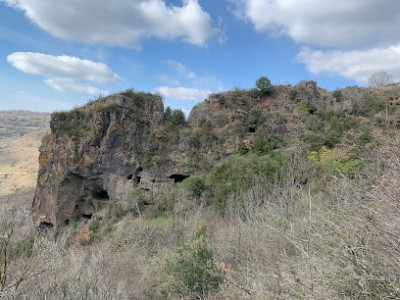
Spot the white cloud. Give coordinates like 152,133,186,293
297,45,400,84
7,52,118,83
45,78,108,95
2,0,216,48
7,52,117,95
156,86,211,101
165,59,196,79
158,74,180,85
232,0,400,49
157,60,224,102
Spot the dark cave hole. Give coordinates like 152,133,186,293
82,213,93,220
39,221,54,229
65,219,70,226
309,109,315,115
127,174,133,180
92,189,110,200
136,167,143,173
136,176,141,183
249,127,256,133
170,174,190,183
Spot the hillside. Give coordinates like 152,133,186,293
0,110,50,139
2,81,400,299
0,111,49,233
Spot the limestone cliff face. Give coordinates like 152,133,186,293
33,92,169,235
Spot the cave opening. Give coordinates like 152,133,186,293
136,176,141,183
127,174,133,180
82,213,93,220
92,189,109,200
39,221,54,229
170,174,190,183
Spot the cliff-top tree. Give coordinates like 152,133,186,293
368,71,394,87
255,76,274,97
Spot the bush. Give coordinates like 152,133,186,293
248,106,265,131
332,89,343,102
206,153,283,213
255,76,274,97
169,223,223,300
237,141,249,155
165,107,186,127
182,176,206,199
253,130,281,155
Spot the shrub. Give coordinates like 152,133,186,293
289,89,299,101
237,141,249,155
216,95,226,106
169,223,223,299
182,176,206,199
253,130,281,155
255,76,274,97
359,132,373,145
302,133,325,151
248,106,265,131
206,153,283,213
332,89,343,102
88,220,100,232
232,88,248,106
165,107,186,127
353,92,385,116
335,158,364,179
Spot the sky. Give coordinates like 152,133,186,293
1,0,400,114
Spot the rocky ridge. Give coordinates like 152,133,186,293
33,81,400,236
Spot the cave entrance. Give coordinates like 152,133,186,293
169,174,189,183
39,221,54,230
92,189,109,200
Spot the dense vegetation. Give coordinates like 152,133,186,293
2,80,400,299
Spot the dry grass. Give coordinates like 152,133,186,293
0,133,42,198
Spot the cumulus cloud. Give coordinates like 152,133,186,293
232,0,400,49
7,52,117,95
1,0,216,48
297,45,400,84
156,86,211,101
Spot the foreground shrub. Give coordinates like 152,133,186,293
169,223,223,300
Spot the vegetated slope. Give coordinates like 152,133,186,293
3,81,400,299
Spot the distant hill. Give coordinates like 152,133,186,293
0,111,50,222
0,110,50,139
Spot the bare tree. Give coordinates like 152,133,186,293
368,71,394,87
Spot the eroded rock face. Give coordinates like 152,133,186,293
33,92,170,236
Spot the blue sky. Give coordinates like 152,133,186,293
1,0,400,114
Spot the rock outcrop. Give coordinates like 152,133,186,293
34,81,390,236
32,91,187,236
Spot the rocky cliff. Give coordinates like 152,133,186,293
34,81,400,236
32,91,190,236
